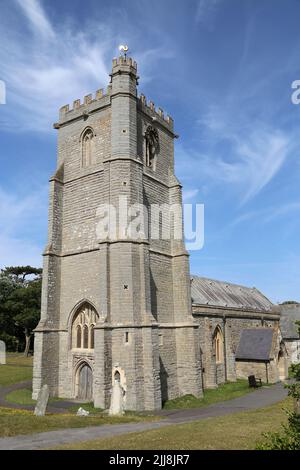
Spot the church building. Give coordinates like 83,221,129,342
33,53,287,411
32,53,202,410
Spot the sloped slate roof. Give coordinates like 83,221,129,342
279,304,300,339
236,328,274,361
191,276,273,312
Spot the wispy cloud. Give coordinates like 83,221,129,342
264,202,300,223
195,0,223,27
231,201,300,227
183,189,199,202
193,98,294,204
1,1,110,132
0,0,172,132
0,186,46,235
16,0,55,38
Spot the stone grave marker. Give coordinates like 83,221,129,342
34,384,50,416
0,340,6,365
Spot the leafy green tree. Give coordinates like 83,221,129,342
0,266,42,355
0,272,19,349
2,266,42,284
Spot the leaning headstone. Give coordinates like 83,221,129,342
0,341,6,365
34,384,49,416
76,407,90,416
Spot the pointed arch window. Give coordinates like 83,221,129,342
83,325,89,349
76,325,82,348
71,303,98,350
214,326,224,364
82,128,95,167
90,325,94,349
144,126,159,170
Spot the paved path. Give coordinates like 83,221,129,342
0,381,78,414
0,382,288,450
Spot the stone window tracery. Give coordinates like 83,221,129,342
72,303,98,350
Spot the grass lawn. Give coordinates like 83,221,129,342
0,407,160,438
5,388,36,406
0,354,33,386
54,398,292,450
163,379,258,409
4,388,73,407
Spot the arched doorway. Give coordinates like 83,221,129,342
76,363,93,400
278,350,287,381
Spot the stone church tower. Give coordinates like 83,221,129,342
32,53,203,410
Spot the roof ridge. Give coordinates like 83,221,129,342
191,274,257,292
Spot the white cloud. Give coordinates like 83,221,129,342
196,103,292,204
0,13,110,131
0,1,174,132
16,0,55,38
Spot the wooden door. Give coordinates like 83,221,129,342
78,364,93,400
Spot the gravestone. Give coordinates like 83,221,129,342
34,384,49,416
0,340,6,365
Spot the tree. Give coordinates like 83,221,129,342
2,266,42,284
257,321,300,450
0,266,42,355
281,301,300,305
0,273,19,350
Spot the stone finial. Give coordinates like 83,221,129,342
149,101,155,111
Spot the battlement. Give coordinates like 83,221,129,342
59,85,112,121
112,55,137,70
138,93,173,127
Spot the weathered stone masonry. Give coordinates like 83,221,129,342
33,55,203,410
33,54,287,410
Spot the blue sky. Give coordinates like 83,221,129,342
0,0,299,303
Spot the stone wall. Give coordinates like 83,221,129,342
284,339,300,366
192,306,280,389
236,359,278,384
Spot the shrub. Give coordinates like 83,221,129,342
256,321,300,450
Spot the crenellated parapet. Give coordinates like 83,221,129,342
58,85,112,124
138,93,174,132
111,55,137,70
56,56,175,135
